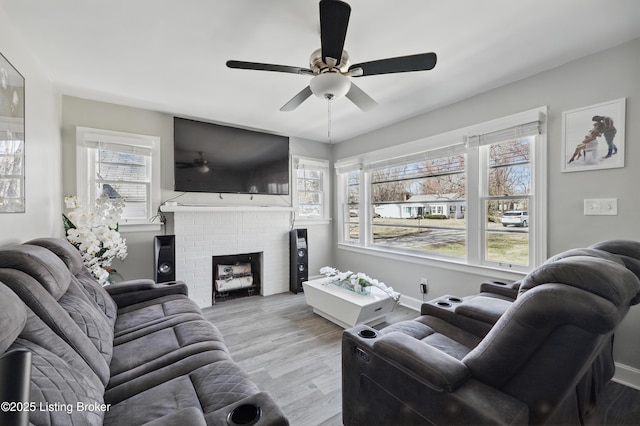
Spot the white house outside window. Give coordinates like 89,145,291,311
76,127,161,230
369,148,466,258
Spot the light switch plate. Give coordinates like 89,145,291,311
584,198,618,216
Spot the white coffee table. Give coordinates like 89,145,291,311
302,277,396,328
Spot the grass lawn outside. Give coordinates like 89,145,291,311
367,217,529,265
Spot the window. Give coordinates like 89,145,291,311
293,157,330,222
344,170,361,242
336,107,546,272
76,127,160,229
483,136,533,267
369,149,466,258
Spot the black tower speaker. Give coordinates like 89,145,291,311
154,235,176,283
290,229,308,293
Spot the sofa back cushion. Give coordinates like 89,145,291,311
0,245,71,299
0,268,112,386
26,238,118,325
25,237,84,275
520,255,639,307
1,281,106,425
591,240,640,302
0,282,27,354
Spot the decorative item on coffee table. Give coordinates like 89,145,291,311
320,267,400,302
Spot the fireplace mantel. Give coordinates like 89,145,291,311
160,204,293,213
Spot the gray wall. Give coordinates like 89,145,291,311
61,96,333,280
0,7,62,245
332,38,640,375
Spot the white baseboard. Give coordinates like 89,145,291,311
613,362,640,390
399,294,422,312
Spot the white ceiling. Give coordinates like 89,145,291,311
2,0,640,143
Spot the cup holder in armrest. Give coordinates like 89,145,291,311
358,329,378,339
227,404,262,426
436,301,452,308
447,297,462,303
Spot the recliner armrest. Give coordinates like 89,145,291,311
479,280,521,300
105,279,157,295
106,280,189,308
373,332,470,392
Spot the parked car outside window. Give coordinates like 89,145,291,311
501,211,528,227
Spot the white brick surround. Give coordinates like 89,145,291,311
163,206,293,308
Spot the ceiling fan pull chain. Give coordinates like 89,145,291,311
327,98,332,143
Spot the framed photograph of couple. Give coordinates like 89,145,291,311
561,98,625,173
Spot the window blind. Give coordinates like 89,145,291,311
365,142,466,171
84,139,152,156
468,120,541,147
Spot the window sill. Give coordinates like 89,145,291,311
337,243,527,281
294,218,332,226
119,222,163,233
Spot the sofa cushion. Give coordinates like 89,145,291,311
110,320,227,377
58,289,115,365
104,361,260,425
1,287,107,426
13,338,106,426
26,237,84,275
114,295,204,336
0,268,112,386
0,245,71,300
379,315,480,360
26,238,119,324
0,282,27,354
520,256,640,307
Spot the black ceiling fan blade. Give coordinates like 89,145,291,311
226,60,313,75
349,52,437,77
280,86,313,111
345,82,378,112
320,0,351,64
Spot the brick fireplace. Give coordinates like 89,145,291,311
162,205,292,308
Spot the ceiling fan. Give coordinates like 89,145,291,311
226,0,437,112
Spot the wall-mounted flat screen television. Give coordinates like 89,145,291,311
174,117,290,195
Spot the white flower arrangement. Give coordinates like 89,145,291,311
63,195,128,285
319,266,400,303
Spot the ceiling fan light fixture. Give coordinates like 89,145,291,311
310,72,351,100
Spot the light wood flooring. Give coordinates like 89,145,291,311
202,292,640,426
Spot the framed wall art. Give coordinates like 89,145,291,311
561,98,625,173
0,51,25,212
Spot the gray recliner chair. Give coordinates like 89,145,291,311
342,241,640,425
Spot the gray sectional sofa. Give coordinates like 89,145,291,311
0,238,288,426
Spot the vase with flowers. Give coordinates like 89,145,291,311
319,267,401,303
63,195,128,285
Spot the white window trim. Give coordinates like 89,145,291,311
76,127,161,232
335,106,547,273
292,156,331,225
